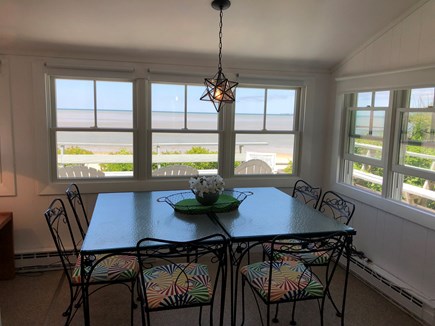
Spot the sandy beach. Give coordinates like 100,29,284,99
56,110,295,167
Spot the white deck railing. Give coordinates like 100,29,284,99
352,170,435,201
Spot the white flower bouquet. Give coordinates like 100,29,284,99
189,175,225,198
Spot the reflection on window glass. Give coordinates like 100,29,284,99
352,111,371,136
96,81,133,128
410,88,434,108
350,110,385,138
349,139,383,160
56,79,94,128
266,89,295,131
399,112,435,170
351,161,383,194
151,83,185,129
234,134,294,175
357,92,372,107
372,111,385,137
374,91,390,107
235,88,265,130
56,131,133,178
397,173,435,213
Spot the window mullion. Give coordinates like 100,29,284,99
263,89,267,131
380,90,398,198
93,80,98,128
136,78,146,180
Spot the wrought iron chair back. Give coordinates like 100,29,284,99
44,198,84,324
318,191,356,225
65,183,89,240
292,179,322,209
44,198,138,325
136,234,227,326
240,232,347,326
44,198,80,286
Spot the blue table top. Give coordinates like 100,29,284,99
212,187,356,241
82,187,355,253
81,190,224,253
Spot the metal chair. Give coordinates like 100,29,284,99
44,198,138,325
240,233,347,326
263,190,356,322
318,191,355,225
65,183,89,240
262,179,321,259
292,179,322,209
136,234,227,326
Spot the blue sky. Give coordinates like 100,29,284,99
56,79,296,115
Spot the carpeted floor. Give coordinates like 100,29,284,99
0,263,423,326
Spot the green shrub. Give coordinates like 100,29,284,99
283,160,293,174
58,146,93,155
100,149,133,172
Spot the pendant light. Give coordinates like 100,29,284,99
200,0,238,112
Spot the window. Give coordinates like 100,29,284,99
234,87,299,175
51,77,134,179
151,83,219,176
342,87,435,213
343,90,390,194
392,88,435,212
46,68,304,185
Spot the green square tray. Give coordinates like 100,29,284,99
157,190,253,215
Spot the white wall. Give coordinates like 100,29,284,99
0,53,330,255
327,0,435,317
335,0,435,77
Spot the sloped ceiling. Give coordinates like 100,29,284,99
0,0,423,70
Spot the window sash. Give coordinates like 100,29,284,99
342,88,435,213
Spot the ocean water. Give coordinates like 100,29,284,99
56,109,295,162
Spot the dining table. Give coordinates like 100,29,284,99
81,187,356,326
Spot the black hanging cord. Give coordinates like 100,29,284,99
217,8,223,72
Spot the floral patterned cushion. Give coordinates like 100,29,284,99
240,260,323,303
72,254,139,284
141,263,212,310
262,240,329,265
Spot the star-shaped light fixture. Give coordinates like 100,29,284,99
200,0,238,112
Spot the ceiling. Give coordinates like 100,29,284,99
0,0,423,70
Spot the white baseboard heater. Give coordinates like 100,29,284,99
345,255,435,326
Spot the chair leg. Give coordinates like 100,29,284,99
326,289,342,317
320,297,326,326
199,306,203,326
272,303,279,323
241,276,246,326
290,301,297,325
64,285,81,325
130,279,136,326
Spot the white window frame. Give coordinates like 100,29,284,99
342,91,392,197
48,75,137,181
341,87,435,213
148,80,222,178
0,58,16,196
35,61,306,194
232,84,303,177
